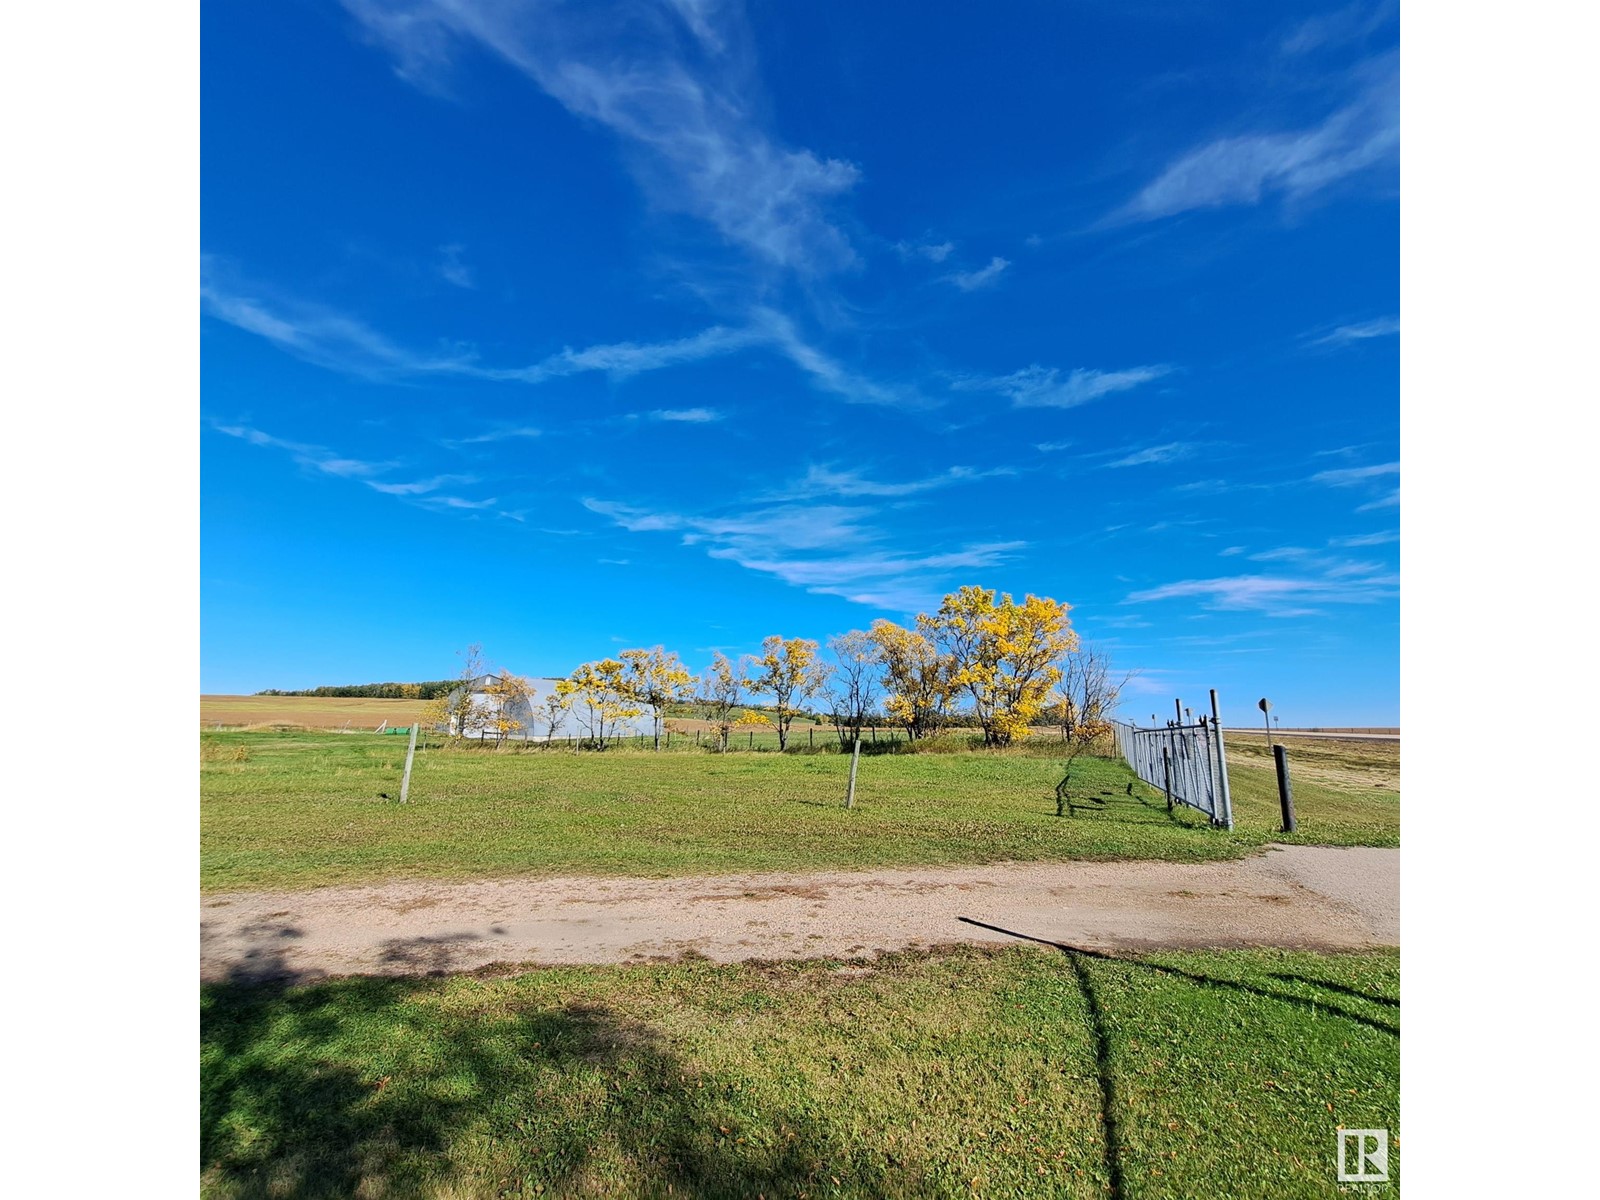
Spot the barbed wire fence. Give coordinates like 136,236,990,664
1112,689,1234,829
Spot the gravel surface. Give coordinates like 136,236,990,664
200,845,1398,984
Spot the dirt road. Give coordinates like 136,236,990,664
200,845,1397,984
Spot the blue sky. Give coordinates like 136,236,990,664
200,0,1399,725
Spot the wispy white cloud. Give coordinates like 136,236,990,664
366,473,478,496
1117,54,1397,222
443,426,543,448
1125,565,1396,617
1035,440,1074,453
752,307,921,407
1171,477,1275,497
895,239,955,263
648,407,723,423
943,256,1010,291
205,267,925,411
767,463,1014,502
1307,315,1398,347
1356,490,1400,512
212,423,393,478
478,325,764,384
1104,442,1198,469
583,496,1025,613
1312,461,1399,486
1330,529,1399,547
213,422,498,512
201,272,474,380
203,267,762,385
437,243,474,288
422,493,500,510
341,0,860,275
1280,0,1397,57
951,363,1171,409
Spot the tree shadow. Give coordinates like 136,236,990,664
1061,949,1128,1200
1265,971,1400,1009
1054,773,1208,831
202,980,941,1198
950,918,1398,1200
206,920,321,987
376,932,486,975
957,917,1399,1037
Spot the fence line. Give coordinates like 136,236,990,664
442,725,911,751
1113,706,1233,829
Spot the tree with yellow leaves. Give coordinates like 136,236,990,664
697,651,745,752
617,646,696,750
565,658,643,750
869,618,957,741
420,644,489,744
543,684,572,744
746,635,832,751
482,669,534,747
921,586,1077,747
732,708,773,749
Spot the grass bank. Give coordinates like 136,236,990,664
200,732,1398,892
202,944,1397,1199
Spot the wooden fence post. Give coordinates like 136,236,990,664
399,724,419,804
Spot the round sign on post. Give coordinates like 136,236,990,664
1259,697,1273,747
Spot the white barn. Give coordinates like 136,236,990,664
447,673,655,742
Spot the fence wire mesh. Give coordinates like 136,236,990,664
1113,718,1234,828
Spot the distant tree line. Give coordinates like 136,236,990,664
255,681,462,700
429,586,1129,764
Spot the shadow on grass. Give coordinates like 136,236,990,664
202,979,938,1199
1054,773,1209,832
957,918,1399,1037
1061,950,1128,1200
1266,971,1401,1009
954,918,1398,1200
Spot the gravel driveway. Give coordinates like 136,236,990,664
201,844,1398,984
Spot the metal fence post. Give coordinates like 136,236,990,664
1273,743,1296,833
1162,746,1173,812
1209,689,1234,829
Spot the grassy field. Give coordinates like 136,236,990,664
202,943,1398,1199
1219,732,1398,851
200,731,1398,892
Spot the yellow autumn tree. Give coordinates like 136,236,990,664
921,586,1078,747
617,646,696,751
565,658,643,750
698,651,745,752
732,708,772,748
420,644,490,744
482,669,534,748
746,635,832,751
869,618,957,741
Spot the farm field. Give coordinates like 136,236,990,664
201,943,1398,1199
200,731,1399,893
202,694,431,730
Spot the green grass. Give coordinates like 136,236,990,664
200,732,1400,892
201,944,1398,1199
